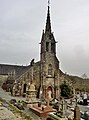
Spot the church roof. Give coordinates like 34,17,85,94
0,64,27,75
15,61,41,80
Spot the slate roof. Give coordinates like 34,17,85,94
0,64,27,75
0,61,41,78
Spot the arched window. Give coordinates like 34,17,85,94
48,64,52,75
23,83,27,93
51,42,55,53
46,42,49,51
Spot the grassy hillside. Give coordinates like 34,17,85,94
67,75,89,92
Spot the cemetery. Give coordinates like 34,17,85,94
0,0,89,120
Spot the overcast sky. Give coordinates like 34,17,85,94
0,0,89,77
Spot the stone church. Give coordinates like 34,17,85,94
0,3,64,100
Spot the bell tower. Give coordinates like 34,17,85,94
40,4,56,57
40,1,60,100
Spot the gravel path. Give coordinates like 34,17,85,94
0,87,25,102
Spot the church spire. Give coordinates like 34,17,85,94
45,0,51,33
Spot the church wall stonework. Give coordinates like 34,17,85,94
0,75,8,86
15,62,41,97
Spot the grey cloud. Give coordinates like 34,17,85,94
0,0,89,77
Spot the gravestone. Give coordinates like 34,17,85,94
74,106,80,120
74,96,80,120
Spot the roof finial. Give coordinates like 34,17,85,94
48,0,50,7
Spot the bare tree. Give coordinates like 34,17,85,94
82,73,88,79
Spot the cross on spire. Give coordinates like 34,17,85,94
48,0,50,7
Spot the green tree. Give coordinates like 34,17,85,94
60,81,72,97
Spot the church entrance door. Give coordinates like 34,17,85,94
46,86,53,99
